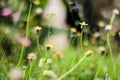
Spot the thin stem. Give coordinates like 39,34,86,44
28,62,33,79
94,52,107,79
107,33,116,79
17,3,32,67
80,31,83,52
37,35,42,57
57,55,86,80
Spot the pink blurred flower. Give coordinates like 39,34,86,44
12,12,20,22
17,36,31,47
1,8,11,16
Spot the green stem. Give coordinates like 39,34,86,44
80,31,83,52
28,62,33,79
57,55,86,80
107,33,116,79
17,3,32,67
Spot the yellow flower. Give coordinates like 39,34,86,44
33,0,40,5
45,44,53,50
55,51,62,59
79,21,88,28
35,26,42,31
70,27,77,33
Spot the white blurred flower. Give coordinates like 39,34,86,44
119,31,120,36
113,9,119,15
47,58,52,64
36,8,43,14
27,52,36,61
38,58,45,67
105,25,112,31
93,32,100,38
98,21,105,27
9,68,23,80
43,70,57,80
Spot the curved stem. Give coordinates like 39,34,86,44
107,33,116,79
57,55,86,80
17,3,32,67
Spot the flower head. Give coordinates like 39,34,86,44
27,52,36,61
85,50,93,57
43,70,57,80
79,21,88,28
38,58,45,67
105,25,112,31
113,9,119,15
33,0,40,5
1,8,11,16
9,68,23,80
45,44,53,50
17,36,31,47
34,26,42,34
55,51,62,59
70,27,77,33
47,58,52,64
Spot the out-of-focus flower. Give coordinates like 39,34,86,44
45,44,53,50
1,8,12,16
9,68,23,80
55,51,62,59
36,8,43,14
33,0,40,5
105,25,112,31
70,27,77,33
17,36,31,47
93,32,100,38
79,21,88,28
38,58,45,67
47,58,52,64
12,12,20,22
27,52,36,61
85,50,93,57
43,70,57,80
34,26,42,34
113,9,119,15
98,46,106,55
119,31,120,36
98,21,105,27
35,26,42,31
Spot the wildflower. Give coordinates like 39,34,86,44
38,58,45,67
79,21,88,28
33,0,40,5
98,21,105,27
17,36,31,47
55,51,62,59
119,31,120,36
36,8,43,14
105,25,112,31
45,44,53,50
43,70,57,80
93,32,100,38
1,8,11,16
34,26,42,34
85,50,93,57
27,52,36,61
98,46,106,55
70,27,77,33
12,12,20,22
47,59,52,64
9,68,23,80
113,9,119,15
